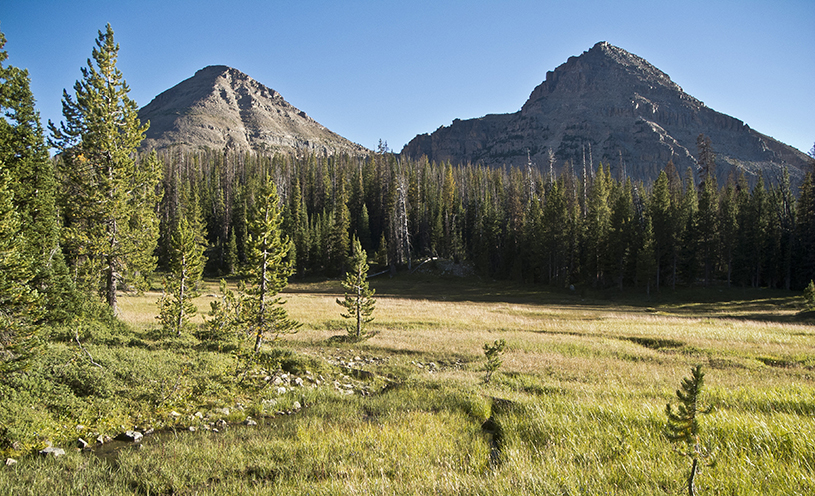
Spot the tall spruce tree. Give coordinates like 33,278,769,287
157,188,207,336
0,30,74,324
49,24,162,315
242,179,300,353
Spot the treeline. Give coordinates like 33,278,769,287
154,143,815,292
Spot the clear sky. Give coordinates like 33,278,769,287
2,0,813,154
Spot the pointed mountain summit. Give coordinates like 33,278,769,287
139,65,367,156
402,42,810,185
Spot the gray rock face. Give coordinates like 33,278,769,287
139,65,368,157
402,42,811,186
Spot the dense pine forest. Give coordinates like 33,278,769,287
147,142,815,293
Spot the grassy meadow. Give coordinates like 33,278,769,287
1,270,814,494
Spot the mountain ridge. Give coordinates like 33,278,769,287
139,65,368,156
402,41,810,186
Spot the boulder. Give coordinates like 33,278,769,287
116,430,143,443
39,447,66,457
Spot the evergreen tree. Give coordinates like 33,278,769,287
651,170,673,291
695,176,719,286
157,186,207,336
337,237,376,340
0,170,39,372
665,365,714,496
0,30,74,323
585,164,612,286
157,213,207,336
242,179,300,353
49,24,162,314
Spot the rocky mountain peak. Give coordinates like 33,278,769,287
139,66,366,156
402,42,810,187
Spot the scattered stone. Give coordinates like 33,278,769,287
188,426,196,432
170,411,182,418
276,386,287,395
194,411,204,419
39,447,66,457
272,376,284,386
215,419,228,429
214,407,230,416
75,424,85,431
5,458,17,467
77,438,90,450
292,377,304,387
143,428,155,436
116,431,143,443
245,418,258,426
292,401,302,410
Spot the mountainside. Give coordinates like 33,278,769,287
139,65,367,156
402,42,811,186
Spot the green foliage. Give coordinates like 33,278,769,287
483,338,506,383
337,237,376,340
157,212,207,336
241,179,300,352
200,279,243,350
49,24,161,314
666,365,714,496
803,280,815,310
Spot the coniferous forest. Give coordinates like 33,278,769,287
151,143,815,292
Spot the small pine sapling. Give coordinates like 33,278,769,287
337,237,376,340
483,339,506,383
803,280,815,310
665,365,714,496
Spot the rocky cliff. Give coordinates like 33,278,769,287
402,42,811,186
139,65,367,156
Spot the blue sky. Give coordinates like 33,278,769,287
2,0,814,154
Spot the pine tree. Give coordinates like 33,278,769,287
337,237,376,340
242,179,300,353
0,30,74,323
0,171,39,372
49,24,162,314
666,365,714,496
157,192,207,336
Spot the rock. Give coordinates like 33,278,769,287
96,434,112,445
215,419,228,429
272,376,284,386
292,401,302,410
292,377,304,387
245,419,258,426
116,431,143,443
401,41,811,189
276,386,287,395
214,407,230,416
5,458,17,467
194,411,204,419
138,66,368,157
170,411,182,418
188,426,196,432
39,447,66,457
77,438,90,450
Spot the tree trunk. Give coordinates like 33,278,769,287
688,457,698,496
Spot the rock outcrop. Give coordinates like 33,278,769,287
139,65,368,157
402,42,811,186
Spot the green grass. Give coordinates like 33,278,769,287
1,274,813,494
